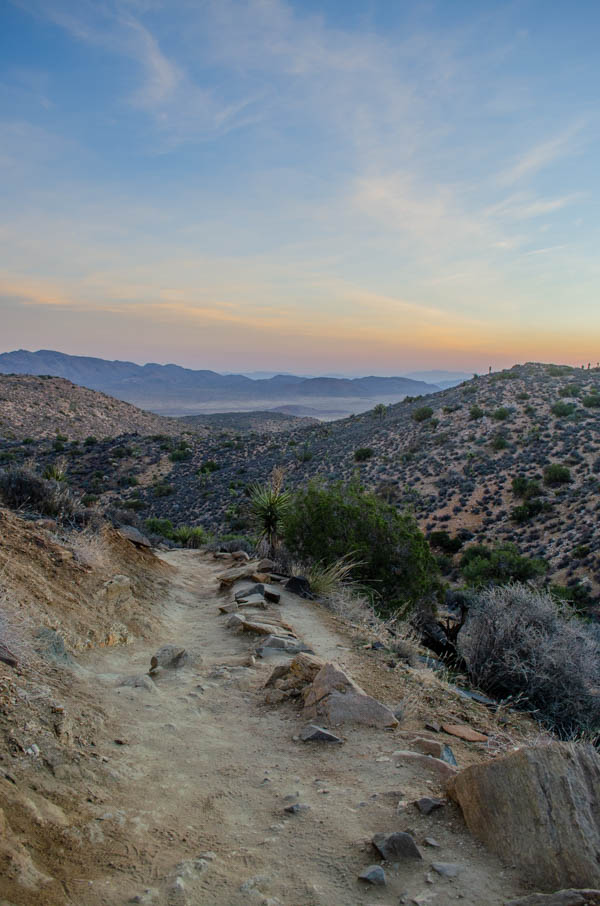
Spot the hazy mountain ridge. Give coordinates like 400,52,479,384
0,349,441,415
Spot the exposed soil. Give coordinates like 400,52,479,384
1,547,535,905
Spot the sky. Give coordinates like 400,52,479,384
1,0,599,375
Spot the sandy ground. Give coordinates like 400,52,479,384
43,550,529,906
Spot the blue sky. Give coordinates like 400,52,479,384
1,0,599,373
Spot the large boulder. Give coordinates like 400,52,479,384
303,663,398,729
117,525,151,548
447,743,600,890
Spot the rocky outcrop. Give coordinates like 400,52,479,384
303,663,398,729
447,743,600,889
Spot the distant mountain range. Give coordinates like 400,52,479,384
0,349,453,417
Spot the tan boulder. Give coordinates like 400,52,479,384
447,743,600,889
442,723,488,743
217,564,259,586
393,750,457,781
303,663,398,729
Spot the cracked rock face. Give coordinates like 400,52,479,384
447,743,600,890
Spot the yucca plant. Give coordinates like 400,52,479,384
43,459,68,482
249,468,291,554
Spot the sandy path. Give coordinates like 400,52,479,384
70,551,525,906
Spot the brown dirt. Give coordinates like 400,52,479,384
0,539,541,905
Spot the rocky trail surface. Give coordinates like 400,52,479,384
36,550,530,906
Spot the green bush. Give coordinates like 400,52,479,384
547,364,573,376
354,447,374,462
283,479,443,614
84,435,98,446
198,460,220,474
171,525,207,548
469,405,484,420
551,400,576,417
153,482,174,497
460,542,546,586
428,530,463,554
491,406,510,421
583,393,600,408
412,406,433,423
511,498,548,523
543,463,571,486
145,517,174,537
512,476,542,499
170,448,192,462
491,433,508,451
558,384,580,398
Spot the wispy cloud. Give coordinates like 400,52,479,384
486,192,582,221
499,120,586,186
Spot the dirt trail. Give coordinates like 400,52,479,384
67,551,525,906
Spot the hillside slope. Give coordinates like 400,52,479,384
0,375,190,441
1,363,599,602
50,361,596,600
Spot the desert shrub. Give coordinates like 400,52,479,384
412,406,433,422
558,384,580,398
170,447,192,462
428,530,463,554
491,406,510,421
491,433,508,451
0,467,76,518
84,435,98,446
512,476,542,499
511,498,548,523
153,483,174,497
123,499,145,511
296,443,313,462
543,463,571,486
458,584,600,737
551,400,576,417
547,364,573,376
583,393,600,408
283,479,443,614
354,447,374,462
298,555,359,598
145,517,174,537
550,581,597,613
198,460,220,474
516,391,529,400
460,542,546,586
171,525,207,548
43,461,68,482
469,405,484,420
